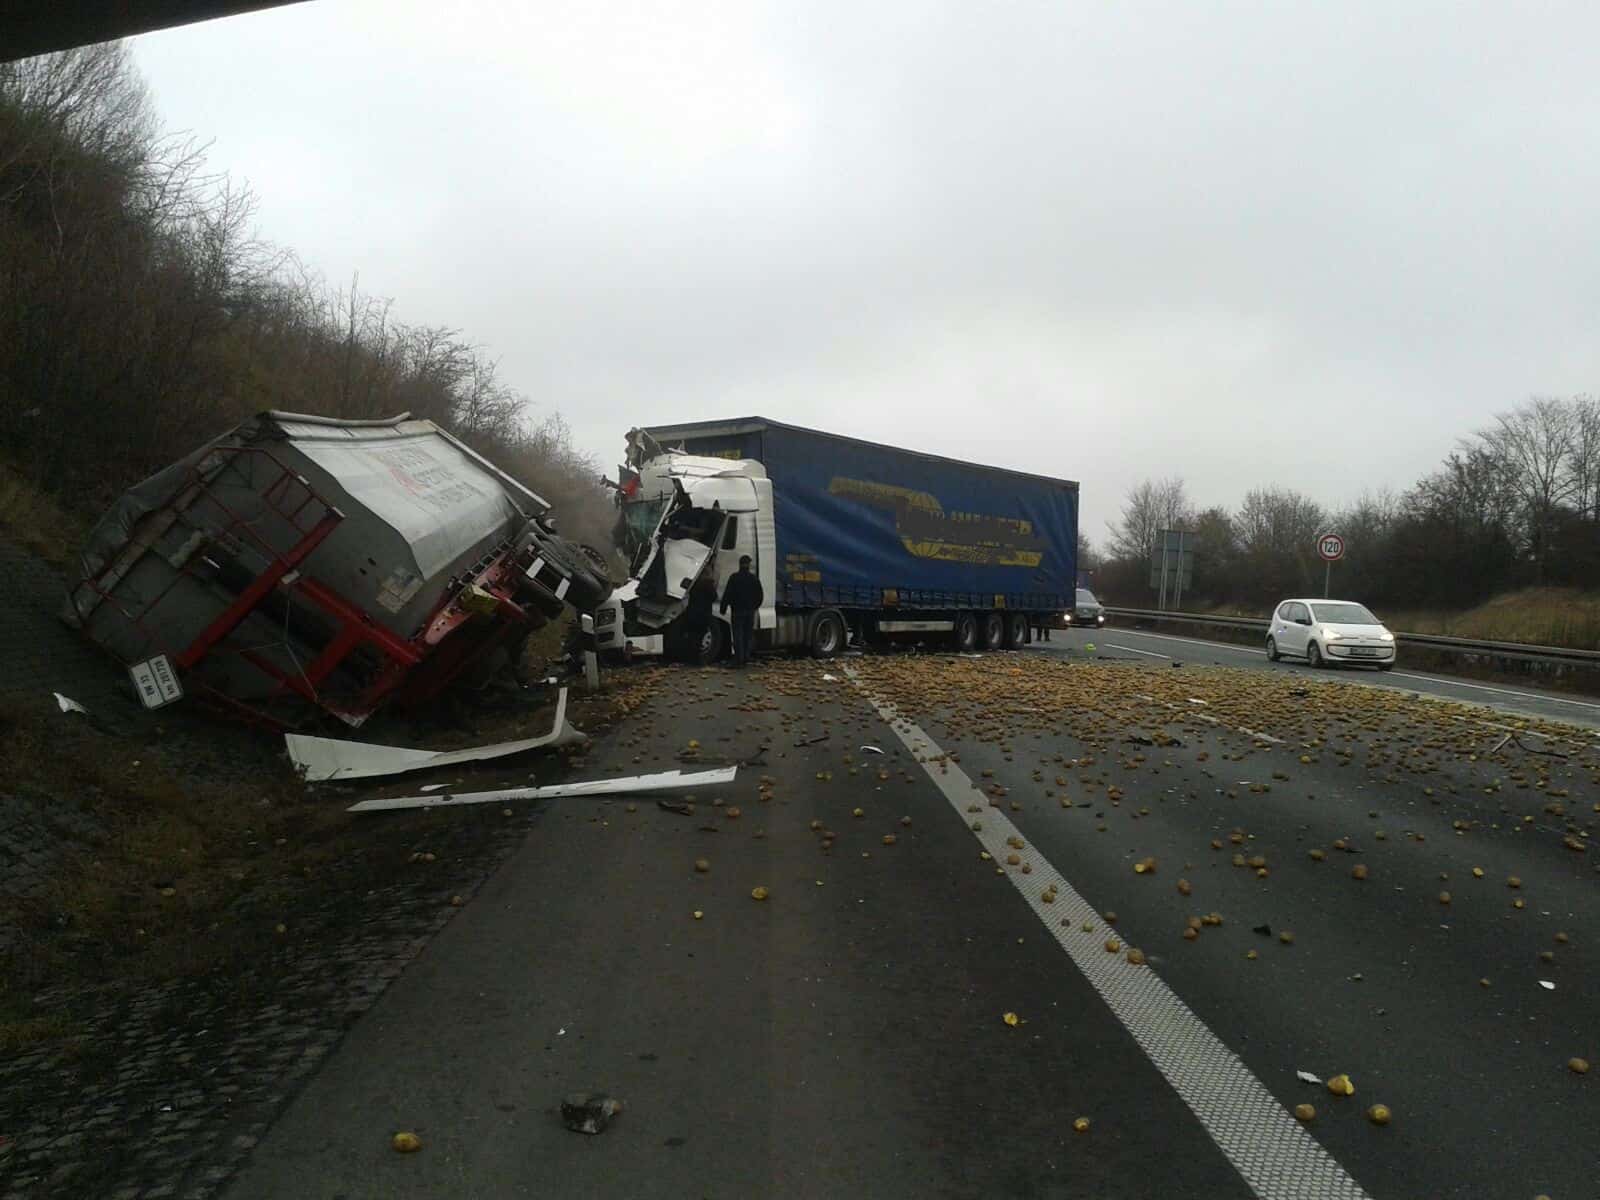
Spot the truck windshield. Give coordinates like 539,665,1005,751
619,497,669,557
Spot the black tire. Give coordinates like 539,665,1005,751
1266,636,1279,662
980,611,1005,650
700,619,727,663
1307,641,1325,668
1004,612,1029,648
953,612,979,651
809,611,847,659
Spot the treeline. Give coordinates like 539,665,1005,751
0,44,614,551
1096,395,1600,612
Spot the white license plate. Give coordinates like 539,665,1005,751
1350,647,1380,657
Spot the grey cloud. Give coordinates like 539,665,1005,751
132,0,1600,539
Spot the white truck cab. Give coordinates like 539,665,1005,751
593,441,775,661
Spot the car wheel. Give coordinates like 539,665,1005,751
1266,636,1279,662
809,611,847,659
980,612,1005,650
1307,641,1324,668
1004,612,1029,648
953,612,979,651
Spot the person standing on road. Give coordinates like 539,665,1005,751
683,569,719,662
720,554,764,667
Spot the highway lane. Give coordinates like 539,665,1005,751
1041,624,1600,734
225,654,1599,1200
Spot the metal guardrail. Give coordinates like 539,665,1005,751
1103,607,1600,670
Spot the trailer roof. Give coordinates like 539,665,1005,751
641,416,1079,491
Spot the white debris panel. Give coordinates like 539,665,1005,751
346,766,738,814
288,688,585,782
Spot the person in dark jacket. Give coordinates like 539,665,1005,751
719,555,764,666
683,570,719,661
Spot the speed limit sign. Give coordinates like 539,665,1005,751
1317,533,1346,562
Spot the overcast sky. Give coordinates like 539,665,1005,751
130,0,1600,547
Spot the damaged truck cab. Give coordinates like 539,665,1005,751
595,418,1078,662
600,431,773,662
65,411,612,727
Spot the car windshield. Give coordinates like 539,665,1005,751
1076,588,1098,605
1311,602,1380,626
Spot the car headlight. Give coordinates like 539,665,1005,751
1321,628,1341,640
595,607,617,627
1379,631,1394,642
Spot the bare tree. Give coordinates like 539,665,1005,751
1564,395,1600,521
1106,477,1193,562
1477,396,1578,581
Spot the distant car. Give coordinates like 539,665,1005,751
1064,586,1106,628
1266,599,1396,669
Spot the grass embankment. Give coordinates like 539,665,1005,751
1382,589,1600,649
0,463,90,568
0,644,655,1054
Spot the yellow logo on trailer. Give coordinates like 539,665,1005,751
826,477,1044,568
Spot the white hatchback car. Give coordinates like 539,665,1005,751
1266,599,1397,669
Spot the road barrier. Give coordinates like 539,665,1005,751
1103,607,1600,671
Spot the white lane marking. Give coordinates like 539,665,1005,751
845,670,1371,1200
1386,671,1600,712
1094,629,1268,656
1133,691,1284,745
1105,642,1170,659
1101,630,1600,715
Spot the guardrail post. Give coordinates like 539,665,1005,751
580,614,600,692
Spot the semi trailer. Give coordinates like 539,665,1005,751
594,417,1077,660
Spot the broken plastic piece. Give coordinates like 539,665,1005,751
561,1092,622,1135
859,745,885,755
288,689,584,782
54,692,89,715
347,766,738,813
1295,1070,1321,1085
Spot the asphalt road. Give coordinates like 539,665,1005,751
225,650,1600,1200
1048,623,1600,732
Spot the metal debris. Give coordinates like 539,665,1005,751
288,689,584,782
347,766,738,813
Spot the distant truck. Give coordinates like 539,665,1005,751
64,411,612,727
594,417,1077,660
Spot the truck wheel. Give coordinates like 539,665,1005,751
699,619,728,663
953,612,978,651
1004,612,1029,648
980,612,1005,650
809,611,847,658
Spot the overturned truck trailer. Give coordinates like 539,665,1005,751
63,412,612,727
